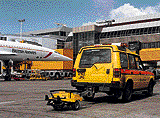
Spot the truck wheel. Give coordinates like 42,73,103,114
146,81,154,96
71,101,80,110
4,76,8,81
69,74,72,78
8,77,11,81
122,82,132,102
83,92,95,101
5,76,11,81
26,76,30,80
55,74,60,79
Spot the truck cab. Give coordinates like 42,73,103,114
71,43,156,101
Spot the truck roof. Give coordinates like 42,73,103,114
79,44,138,56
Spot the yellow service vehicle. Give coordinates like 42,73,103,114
45,90,83,110
71,43,156,101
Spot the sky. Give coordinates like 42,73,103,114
0,0,160,34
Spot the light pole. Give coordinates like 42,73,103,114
18,19,25,78
18,19,25,40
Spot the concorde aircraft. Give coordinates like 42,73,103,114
0,40,72,81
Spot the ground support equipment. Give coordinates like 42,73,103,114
45,89,83,110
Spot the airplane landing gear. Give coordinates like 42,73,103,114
5,75,11,81
4,60,13,81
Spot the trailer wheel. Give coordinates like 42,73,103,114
53,103,65,111
53,106,60,111
71,101,80,110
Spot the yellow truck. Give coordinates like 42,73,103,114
20,49,73,80
71,43,156,101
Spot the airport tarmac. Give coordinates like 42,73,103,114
0,79,160,118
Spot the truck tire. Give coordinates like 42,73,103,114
5,76,11,81
83,92,95,101
122,82,133,102
146,81,154,96
26,76,30,80
68,73,72,78
55,74,60,80
71,101,80,110
4,76,8,81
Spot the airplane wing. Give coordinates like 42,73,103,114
0,50,17,56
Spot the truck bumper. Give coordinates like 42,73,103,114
71,80,121,92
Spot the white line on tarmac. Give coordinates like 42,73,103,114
0,98,42,105
0,101,15,105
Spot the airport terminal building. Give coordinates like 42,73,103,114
0,26,72,50
67,13,160,63
23,26,72,49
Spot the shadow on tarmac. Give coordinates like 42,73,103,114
89,92,160,104
46,92,159,112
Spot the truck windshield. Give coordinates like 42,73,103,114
79,49,111,68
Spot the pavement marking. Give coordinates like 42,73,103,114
0,99,42,105
0,101,15,105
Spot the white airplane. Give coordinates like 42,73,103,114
0,40,72,81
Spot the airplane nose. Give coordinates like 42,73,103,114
65,57,73,61
57,55,72,61
53,54,72,61
44,51,72,61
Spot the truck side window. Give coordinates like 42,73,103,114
129,55,136,69
135,56,143,70
120,53,128,69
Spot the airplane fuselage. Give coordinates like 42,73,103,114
0,40,72,61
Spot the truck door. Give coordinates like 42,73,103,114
128,54,142,89
135,56,148,88
77,48,113,83
120,52,129,85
